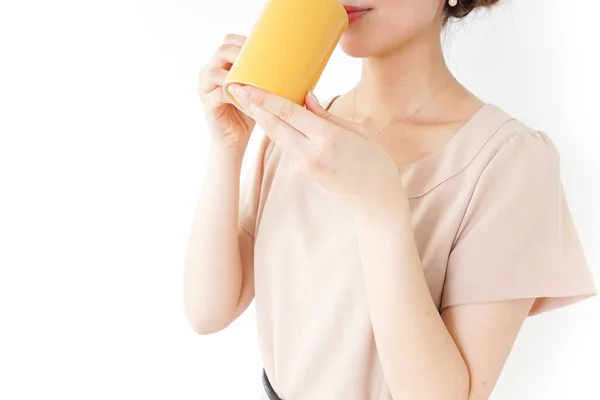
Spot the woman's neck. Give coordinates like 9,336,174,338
355,28,455,124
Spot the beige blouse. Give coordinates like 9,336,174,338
239,103,596,400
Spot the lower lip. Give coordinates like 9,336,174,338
346,10,369,24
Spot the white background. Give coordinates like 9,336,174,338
0,0,598,399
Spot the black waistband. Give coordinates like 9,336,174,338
262,369,284,400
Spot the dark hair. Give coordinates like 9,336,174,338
443,0,501,23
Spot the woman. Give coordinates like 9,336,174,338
185,0,597,399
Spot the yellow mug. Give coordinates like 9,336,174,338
223,0,348,110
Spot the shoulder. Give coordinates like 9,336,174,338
401,104,560,198
457,106,563,212
472,105,560,175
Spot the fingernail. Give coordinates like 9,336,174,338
308,91,318,104
227,84,241,94
235,86,251,106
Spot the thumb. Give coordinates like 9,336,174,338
305,91,357,131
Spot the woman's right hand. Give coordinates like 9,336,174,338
198,34,255,151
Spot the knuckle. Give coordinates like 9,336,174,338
265,117,278,134
199,66,209,79
322,111,334,121
206,66,222,79
276,103,294,122
224,33,246,45
319,135,335,150
199,92,212,105
306,154,324,172
207,89,222,105
217,43,232,52
197,73,208,92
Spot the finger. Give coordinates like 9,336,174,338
222,33,246,47
249,103,308,157
235,86,327,139
198,44,241,93
203,86,226,109
209,43,242,69
221,84,240,105
203,83,242,111
198,67,229,94
304,91,357,131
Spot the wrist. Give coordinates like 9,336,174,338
208,141,247,171
209,139,247,159
352,193,411,231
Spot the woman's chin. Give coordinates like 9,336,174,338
340,36,384,59
340,36,374,59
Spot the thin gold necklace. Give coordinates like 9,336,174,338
352,80,452,136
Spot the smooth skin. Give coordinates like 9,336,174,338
183,34,256,334
184,1,535,399
232,86,534,400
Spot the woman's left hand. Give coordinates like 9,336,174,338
231,85,407,216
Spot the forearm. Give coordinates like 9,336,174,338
353,201,469,400
183,142,247,330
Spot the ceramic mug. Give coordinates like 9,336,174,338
223,0,348,111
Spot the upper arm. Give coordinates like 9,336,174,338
441,299,535,399
441,130,595,313
438,131,595,398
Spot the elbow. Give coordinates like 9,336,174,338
184,297,234,335
190,323,225,336
186,312,232,335
182,275,236,336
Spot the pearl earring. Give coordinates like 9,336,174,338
449,0,458,6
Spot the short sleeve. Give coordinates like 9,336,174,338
239,133,278,238
441,131,597,315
